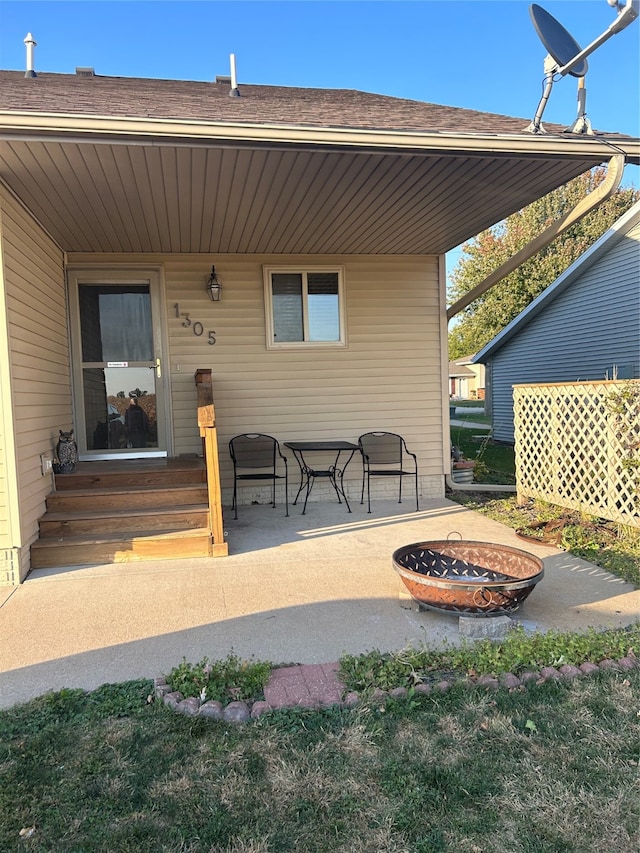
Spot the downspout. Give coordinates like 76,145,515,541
444,152,625,492
446,153,625,320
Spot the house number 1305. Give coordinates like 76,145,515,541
174,303,216,345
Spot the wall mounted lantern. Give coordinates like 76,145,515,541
206,266,222,302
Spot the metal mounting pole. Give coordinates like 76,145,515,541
527,62,556,134
566,77,593,135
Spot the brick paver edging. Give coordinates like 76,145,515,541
155,653,640,724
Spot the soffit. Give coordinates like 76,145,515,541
0,71,636,255
0,137,604,254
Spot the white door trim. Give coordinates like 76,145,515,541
66,265,173,460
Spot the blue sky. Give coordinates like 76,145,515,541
1,0,639,273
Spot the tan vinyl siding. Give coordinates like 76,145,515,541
69,253,445,502
0,227,11,548
0,428,8,541
1,185,68,579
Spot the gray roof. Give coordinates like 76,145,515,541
0,70,584,136
449,362,475,378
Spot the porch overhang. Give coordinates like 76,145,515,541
0,109,638,256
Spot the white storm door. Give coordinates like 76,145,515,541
68,269,170,460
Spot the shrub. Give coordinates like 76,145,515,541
339,624,640,692
167,652,271,703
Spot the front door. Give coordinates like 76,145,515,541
68,268,169,460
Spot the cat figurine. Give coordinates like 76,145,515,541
56,429,78,474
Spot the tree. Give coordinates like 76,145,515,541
447,168,639,359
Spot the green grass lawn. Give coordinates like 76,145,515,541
1,417,637,851
1,668,638,852
450,402,492,426
450,425,516,484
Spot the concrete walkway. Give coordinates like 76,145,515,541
450,419,491,430
1,497,638,709
450,405,491,432
451,406,485,416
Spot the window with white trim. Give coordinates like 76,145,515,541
264,266,346,349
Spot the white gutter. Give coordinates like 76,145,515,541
0,110,638,162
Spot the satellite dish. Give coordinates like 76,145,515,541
527,0,640,133
529,4,588,77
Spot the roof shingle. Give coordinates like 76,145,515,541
0,70,577,135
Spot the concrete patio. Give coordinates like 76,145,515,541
0,496,638,709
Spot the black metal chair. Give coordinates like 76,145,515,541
358,432,419,513
229,434,289,520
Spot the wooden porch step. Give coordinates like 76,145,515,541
30,457,229,570
38,505,209,538
30,527,221,569
54,459,206,491
46,484,209,512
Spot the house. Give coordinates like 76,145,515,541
0,65,638,582
474,200,640,443
449,361,476,399
449,356,485,400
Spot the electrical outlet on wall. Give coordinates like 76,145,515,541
40,451,54,476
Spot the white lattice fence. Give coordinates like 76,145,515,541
514,380,640,528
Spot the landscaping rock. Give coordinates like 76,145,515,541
414,683,432,695
598,658,619,671
559,665,582,680
617,656,639,671
250,701,271,719
223,701,251,723
163,691,183,708
539,666,561,681
343,691,360,707
176,697,201,716
435,680,451,693
372,688,389,703
155,683,172,699
390,687,408,699
199,700,224,720
295,697,320,709
476,675,499,690
519,671,540,683
501,673,521,689
579,662,600,676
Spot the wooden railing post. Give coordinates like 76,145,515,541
195,369,228,557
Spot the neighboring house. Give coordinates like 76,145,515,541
474,200,640,443
0,64,638,581
449,356,485,399
449,361,475,399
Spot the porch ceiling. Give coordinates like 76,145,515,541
0,135,609,255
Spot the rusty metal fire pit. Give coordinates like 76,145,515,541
393,540,544,617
